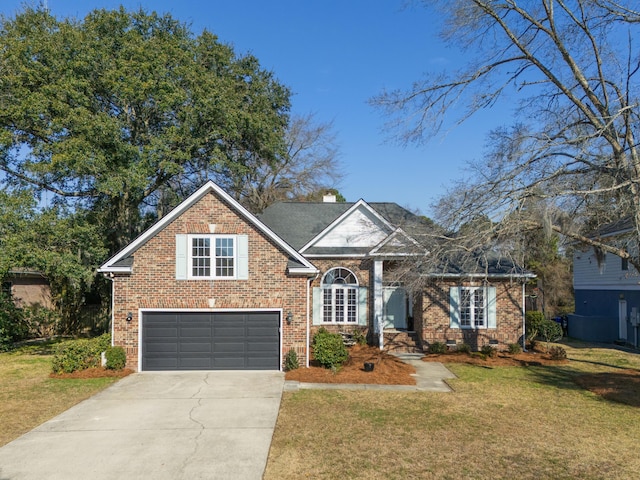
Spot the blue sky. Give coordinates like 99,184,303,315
1,1,513,216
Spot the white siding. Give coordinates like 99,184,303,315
573,248,640,290
315,206,390,247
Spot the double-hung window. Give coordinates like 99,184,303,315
176,235,247,280
189,235,236,279
450,286,496,329
176,234,248,280
459,287,485,327
321,268,359,323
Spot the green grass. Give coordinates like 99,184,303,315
265,342,640,479
0,341,121,446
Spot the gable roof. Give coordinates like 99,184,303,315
259,200,429,257
98,181,318,276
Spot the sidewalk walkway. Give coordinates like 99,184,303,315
284,353,456,392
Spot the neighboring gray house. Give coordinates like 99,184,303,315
572,219,640,347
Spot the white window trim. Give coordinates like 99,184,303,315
459,286,487,329
321,267,359,324
187,234,238,280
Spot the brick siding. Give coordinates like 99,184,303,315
419,279,524,350
112,191,309,370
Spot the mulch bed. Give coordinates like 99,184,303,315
422,349,570,367
50,367,134,379
285,344,417,385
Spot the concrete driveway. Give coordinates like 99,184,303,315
0,371,284,480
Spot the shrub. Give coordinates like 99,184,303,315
508,343,523,354
313,327,348,369
525,311,546,341
96,333,111,351
51,334,111,374
429,341,447,354
549,345,567,360
480,344,497,357
105,346,126,370
284,348,299,371
352,328,367,346
538,319,563,346
0,294,29,351
456,343,472,354
23,305,60,338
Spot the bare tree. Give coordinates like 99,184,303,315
213,113,343,213
373,1,640,271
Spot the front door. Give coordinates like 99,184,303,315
619,299,628,341
383,287,407,329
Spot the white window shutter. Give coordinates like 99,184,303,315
237,235,249,280
358,286,368,326
312,287,322,325
449,287,461,329
487,286,497,329
175,234,188,280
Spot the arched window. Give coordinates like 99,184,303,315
321,268,359,323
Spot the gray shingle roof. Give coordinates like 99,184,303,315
258,201,428,250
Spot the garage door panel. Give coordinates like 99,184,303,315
179,327,211,337
213,328,245,338
246,356,279,369
247,344,279,354
214,341,245,353
146,327,179,338
145,357,179,369
179,342,212,353
145,342,178,354
142,311,280,371
178,356,213,368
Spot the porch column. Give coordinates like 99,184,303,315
374,260,384,349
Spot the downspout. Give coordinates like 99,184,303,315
306,273,319,368
374,260,384,350
105,273,115,347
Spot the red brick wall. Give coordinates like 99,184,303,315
419,279,524,350
112,191,310,370
308,258,372,339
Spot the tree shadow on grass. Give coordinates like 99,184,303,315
526,365,640,408
573,370,640,407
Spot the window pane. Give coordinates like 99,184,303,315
347,288,357,322
215,237,234,258
473,289,485,327
322,268,358,286
323,289,333,322
214,237,234,277
335,288,345,322
460,289,472,326
216,258,234,277
192,238,211,277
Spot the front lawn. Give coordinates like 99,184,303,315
265,342,640,479
0,342,123,446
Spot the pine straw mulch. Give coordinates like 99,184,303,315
285,344,417,385
50,367,135,379
422,347,570,367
